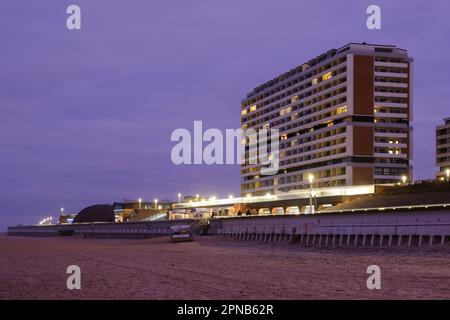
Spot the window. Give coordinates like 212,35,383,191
322,72,333,81
312,78,318,85
336,106,347,114
241,109,248,116
250,105,257,112
280,106,292,116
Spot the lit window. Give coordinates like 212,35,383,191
336,106,347,114
327,122,333,127
388,150,393,154
312,78,318,85
241,109,248,116
281,134,288,140
263,123,269,129
250,105,257,112
322,72,333,81
291,96,299,103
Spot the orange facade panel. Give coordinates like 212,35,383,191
353,126,374,156
353,55,374,115
353,167,374,185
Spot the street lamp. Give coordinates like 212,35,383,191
154,198,158,209
138,198,142,209
177,193,181,204
60,208,64,215
401,175,407,184
308,174,314,214
446,168,450,181
196,194,199,201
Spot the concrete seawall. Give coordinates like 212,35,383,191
212,209,450,247
7,219,197,239
8,209,450,247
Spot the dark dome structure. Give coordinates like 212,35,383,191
73,204,115,223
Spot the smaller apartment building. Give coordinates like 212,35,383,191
437,117,450,180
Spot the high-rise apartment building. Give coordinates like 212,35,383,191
436,117,450,180
241,43,413,196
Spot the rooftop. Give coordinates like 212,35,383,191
244,42,409,101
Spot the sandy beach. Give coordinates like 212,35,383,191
0,235,449,300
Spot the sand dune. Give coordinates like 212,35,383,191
0,235,449,300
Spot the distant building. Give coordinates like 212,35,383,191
241,43,413,196
59,214,77,224
73,204,115,223
436,117,450,180
113,200,172,222
183,195,201,202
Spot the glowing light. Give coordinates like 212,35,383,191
401,175,407,184
38,216,53,225
308,174,314,184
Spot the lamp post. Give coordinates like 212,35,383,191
196,194,199,202
401,175,407,184
177,193,181,204
60,208,64,216
154,199,158,209
138,198,142,209
446,168,450,182
308,174,314,214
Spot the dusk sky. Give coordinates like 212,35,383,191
1,0,449,230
